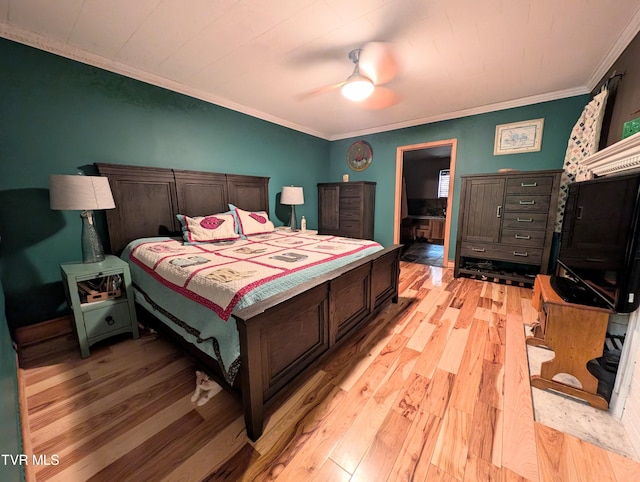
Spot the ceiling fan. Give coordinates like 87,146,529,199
299,42,401,110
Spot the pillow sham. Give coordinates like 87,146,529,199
231,205,275,235
176,213,240,243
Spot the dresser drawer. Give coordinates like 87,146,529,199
504,195,550,213
339,196,363,208
460,242,542,265
338,228,362,239
83,301,132,339
340,209,361,221
340,185,363,198
501,229,546,247
502,212,548,230
506,176,556,195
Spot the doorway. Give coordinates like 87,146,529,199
394,139,457,267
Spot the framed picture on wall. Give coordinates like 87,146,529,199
494,118,544,155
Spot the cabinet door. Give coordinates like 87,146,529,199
460,177,505,243
430,219,445,240
561,178,637,265
318,185,340,232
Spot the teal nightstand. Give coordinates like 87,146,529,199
61,255,139,358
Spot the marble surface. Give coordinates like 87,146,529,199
526,330,638,461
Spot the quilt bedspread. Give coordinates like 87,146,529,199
123,231,383,383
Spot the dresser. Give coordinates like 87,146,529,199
318,181,376,239
454,169,562,285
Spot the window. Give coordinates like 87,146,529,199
438,169,450,198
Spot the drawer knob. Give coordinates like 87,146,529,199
514,234,531,240
105,315,115,326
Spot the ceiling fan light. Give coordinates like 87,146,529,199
341,73,374,102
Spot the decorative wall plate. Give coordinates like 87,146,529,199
346,140,373,172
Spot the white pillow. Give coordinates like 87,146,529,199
235,207,275,235
177,213,240,243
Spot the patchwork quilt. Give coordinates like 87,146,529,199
129,231,380,321
124,232,383,383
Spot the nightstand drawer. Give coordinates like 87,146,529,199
83,301,132,339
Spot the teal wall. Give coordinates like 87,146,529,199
329,96,589,253
0,38,328,328
0,280,24,482
0,35,589,328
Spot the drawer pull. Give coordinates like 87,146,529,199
586,257,606,263
514,234,531,240
519,200,535,205
105,315,115,326
496,205,502,218
576,206,583,220
517,217,533,222
513,251,529,257
520,182,538,187
472,247,486,252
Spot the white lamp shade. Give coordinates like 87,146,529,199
281,186,304,205
49,175,115,211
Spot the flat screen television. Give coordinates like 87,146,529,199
553,172,640,313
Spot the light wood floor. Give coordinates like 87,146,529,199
19,262,640,481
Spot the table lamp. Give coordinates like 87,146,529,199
49,174,116,263
280,186,304,231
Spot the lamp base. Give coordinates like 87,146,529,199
81,210,106,263
288,205,299,232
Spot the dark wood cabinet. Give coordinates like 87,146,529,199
455,170,562,285
318,181,376,239
561,176,638,266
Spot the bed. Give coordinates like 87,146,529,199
96,163,402,440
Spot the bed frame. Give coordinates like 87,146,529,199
96,163,401,440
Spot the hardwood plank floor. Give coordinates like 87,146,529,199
19,262,640,481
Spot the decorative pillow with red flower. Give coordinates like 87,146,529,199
176,213,240,243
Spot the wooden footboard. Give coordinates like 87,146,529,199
233,245,401,441
96,163,402,441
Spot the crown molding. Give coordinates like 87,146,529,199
581,132,640,177
1,16,637,143
586,5,640,90
0,23,327,140
329,87,589,141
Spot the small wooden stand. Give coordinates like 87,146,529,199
527,274,612,410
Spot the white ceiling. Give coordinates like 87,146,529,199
1,0,640,141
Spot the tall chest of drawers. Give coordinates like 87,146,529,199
454,169,562,285
318,181,376,239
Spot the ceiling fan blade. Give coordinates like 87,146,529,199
358,86,400,110
359,42,400,86
296,81,345,101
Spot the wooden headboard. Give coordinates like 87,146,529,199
96,163,270,254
